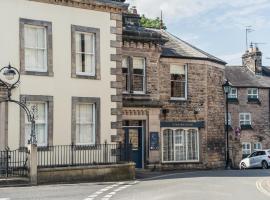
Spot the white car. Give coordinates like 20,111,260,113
239,150,270,169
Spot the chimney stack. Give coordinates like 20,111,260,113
242,43,262,74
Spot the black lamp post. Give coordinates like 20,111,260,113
223,79,231,169
0,64,37,145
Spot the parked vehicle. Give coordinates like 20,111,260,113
239,150,270,169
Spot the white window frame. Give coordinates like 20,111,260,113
247,88,259,99
132,57,146,94
75,103,96,146
75,31,96,77
242,142,251,155
170,64,188,101
253,142,262,151
24,24,48,72
228,88,237,99
225,113,232,126
239,113,251,126
161,128,199,163
25,101,48,147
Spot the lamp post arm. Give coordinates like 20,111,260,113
5,99,35,123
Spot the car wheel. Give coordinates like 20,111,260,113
262,161,268,169
240,162,247,170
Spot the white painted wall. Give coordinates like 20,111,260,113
0,0,117,149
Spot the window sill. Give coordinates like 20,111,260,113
247,98,261,105
72,74,99,80
21,70,54,77
228,98,238,104
240,125,252,130
123,93,149,97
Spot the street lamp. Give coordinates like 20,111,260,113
0,64,37,145
223,79,231,169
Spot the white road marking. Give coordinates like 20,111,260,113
256,179,270,197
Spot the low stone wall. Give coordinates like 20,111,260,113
37,163,135,184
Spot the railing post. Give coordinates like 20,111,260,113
104,141,108,164
71,142,74,166
28,144,37,185
5,148,9,177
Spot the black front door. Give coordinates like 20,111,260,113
124,127,143,168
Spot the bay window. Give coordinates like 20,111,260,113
25,102,47,146
170,64,187,100
162,128,199,162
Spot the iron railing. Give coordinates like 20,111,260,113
0,148,29,177
37,143,132,168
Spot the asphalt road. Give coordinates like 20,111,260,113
0,170,270,200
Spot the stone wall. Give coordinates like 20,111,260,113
37,163,135,184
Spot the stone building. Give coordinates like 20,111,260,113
0,0,128,150
120,12,227,169
225,45,270,167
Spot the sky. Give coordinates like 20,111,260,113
126,0,270,66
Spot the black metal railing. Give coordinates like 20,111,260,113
0,148,29,177
37,143,132,168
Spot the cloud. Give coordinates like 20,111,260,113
126,0,270,29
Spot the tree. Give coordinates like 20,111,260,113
140,15,167,30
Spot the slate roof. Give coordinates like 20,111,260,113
154,30,227,65
225,66,270,88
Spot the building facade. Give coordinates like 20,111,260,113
225,46,270,167
120,12,227,169
0,0,128,150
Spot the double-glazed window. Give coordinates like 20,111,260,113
247,88,258,99
24,25,47,72
228,88,237,99
75,32,95,76
239,113,251,126
170,65,187,100
122,57,146,94
162,128,199,162
25,102,48,146
242,142,251,157
75,104,95,145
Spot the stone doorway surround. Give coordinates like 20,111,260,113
122,108,161,168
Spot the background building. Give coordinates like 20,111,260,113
225,45,270,167
120,11,227,169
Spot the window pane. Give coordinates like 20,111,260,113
132,74,144,92
25,102,47,146
84,33,94,54
122,57,129,92
174,129,186,161
170,65,186,98
133,57,144,69
76,104,95,144
24,26,37,48
36,27,46,49
163,129,174,161
25,49,37,69
187,129,198,160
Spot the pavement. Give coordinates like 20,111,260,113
0,169,270,200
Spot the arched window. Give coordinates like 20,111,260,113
162,128,199,162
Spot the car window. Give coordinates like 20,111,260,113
249,152,257,157
258,151,266,156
